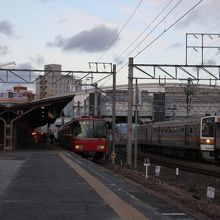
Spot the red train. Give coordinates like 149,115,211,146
57,117,109,160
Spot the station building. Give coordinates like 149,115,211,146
31,64,220,124
63,83,220,123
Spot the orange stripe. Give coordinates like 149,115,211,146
152,137,199,142
200,138,214,145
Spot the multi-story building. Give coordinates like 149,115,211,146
63,83,220,123
0,86,35,107
36,64,82,99
13,85,35,102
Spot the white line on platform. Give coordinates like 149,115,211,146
162,212,187,216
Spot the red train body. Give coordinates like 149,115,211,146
57,117,108,160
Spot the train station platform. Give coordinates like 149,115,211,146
0,144,205,220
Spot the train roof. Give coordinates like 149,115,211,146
73,117,106,121
139,114,213,127
57,117,106,130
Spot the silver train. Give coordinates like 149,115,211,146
136,115,220,161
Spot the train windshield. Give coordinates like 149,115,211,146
202,117,215,137
74,120,106,138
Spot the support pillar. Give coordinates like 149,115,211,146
127,57,133,167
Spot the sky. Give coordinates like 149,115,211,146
0,0,220,89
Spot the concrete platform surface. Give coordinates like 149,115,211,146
0,146,202,220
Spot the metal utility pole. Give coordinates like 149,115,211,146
94,83,98,116
186,33,220,65
112,65,116,155
127,57,133,167
134,79,138,169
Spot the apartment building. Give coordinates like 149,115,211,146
36,64,82,99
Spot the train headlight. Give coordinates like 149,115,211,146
75,145,84,150
97,145,105,150
206,139,210,144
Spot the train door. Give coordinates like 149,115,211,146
158,127,161,143
185,125,189,145
147,126,152,145
215,123,220,149
0,121,4,151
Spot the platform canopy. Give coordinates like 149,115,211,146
0,94,74,129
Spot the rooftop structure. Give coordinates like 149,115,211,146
0,86,35,107
36,64,82,99
63,83,220,123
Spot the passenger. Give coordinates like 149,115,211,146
49,133,55,144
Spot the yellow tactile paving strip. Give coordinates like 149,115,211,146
60,152,148,220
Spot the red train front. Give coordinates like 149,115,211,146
58,117,108,160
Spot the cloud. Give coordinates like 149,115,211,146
40,0,54,2
0,20,14,36
0,62,35,92
17,62,35,69
0,46,7,56
205,59,217,65
47,25,119,53
28,54,46,66
176,11,202,29
168,42,182,49
175,0,220,29
47,36,65,48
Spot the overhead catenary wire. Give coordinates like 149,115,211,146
118,0,183,67
96,0,179,87
115,0,204,74
188,21,220,65
116,0,175,64
134,0,204,58
0,34,16,66
96,0,144,62
93,0,204,86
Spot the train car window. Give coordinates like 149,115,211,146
73,122,82,137
202,117,215,137
84,121,93,138
165,128,168,136
190,127,193,135
153,128,156,137
216,123,220,137
73,120,107,138
73,121,91,138
173,127,177,136
8,92,13,98
168,128,171,136
94,121,107,138
178,127,182,135
194,124,199,135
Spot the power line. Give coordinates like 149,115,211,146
119,0,183,66
135,0,203,58
189,22,220,64
94,0,203,86
0,34,16,66
115,0,175,64
94,0,182,85
116,0,203,74
96,0,143,62
205,21,220,33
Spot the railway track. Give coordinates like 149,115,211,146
115,148,220,178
